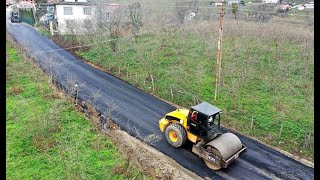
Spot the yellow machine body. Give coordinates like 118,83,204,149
159,108,201,144
159,102,246,170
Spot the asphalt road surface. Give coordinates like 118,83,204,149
6,12,314,179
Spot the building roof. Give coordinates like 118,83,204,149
17,1,34,8
106,3,119,12
191,102,221,116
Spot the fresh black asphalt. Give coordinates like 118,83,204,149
6,14,314,179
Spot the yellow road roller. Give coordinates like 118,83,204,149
159,102,246,170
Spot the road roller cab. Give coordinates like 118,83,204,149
159,102,246,170
187,102,222,141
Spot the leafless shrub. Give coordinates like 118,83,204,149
7,86,24,95
142,133,162,146
84,89,101,107
57,129,87,179
83,17,95,35
137,44,159,92
63,75,78,98
44,101,63,133
65,20,78,35
94,3,128,52
128,2,143,37
99,100,117,131
243,4,274,22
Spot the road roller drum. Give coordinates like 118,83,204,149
205,133,243,161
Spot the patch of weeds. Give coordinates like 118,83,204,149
38,28,51,37
42,92,62,100
32,133,57,153
7,86,24,95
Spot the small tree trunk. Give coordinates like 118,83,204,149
127,65,129,79
135,72,138,83
150,73,155,92
250,116,254,130
279,122,284,138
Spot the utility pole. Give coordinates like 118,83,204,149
214,0,225,101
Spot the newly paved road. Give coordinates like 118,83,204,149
6,12,314,179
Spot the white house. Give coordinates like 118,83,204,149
48,1,122,34
228,1,239,5
262,0,278,3
54,2,95,34
64,0,89,2
210,1,226,6
304,1,314,8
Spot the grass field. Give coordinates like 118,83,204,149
70,19,313,160
6,40,144,179
36,1,313,161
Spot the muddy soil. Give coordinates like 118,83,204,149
108,129,202,179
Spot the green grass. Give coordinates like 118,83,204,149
6,40,144,179
38,28,51,37
74,22,313,160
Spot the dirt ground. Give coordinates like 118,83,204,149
108,129,202,179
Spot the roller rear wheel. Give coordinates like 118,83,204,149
165,123,187,147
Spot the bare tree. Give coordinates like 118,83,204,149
100,100,117,131
138,47,157,92
106,5,127,52
128,2,143,37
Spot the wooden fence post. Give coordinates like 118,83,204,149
250,116,254,130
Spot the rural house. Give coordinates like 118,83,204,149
210,1,226,6
228,1,239,5
46,1,125,34
304,1,314,8
20,0,35,4
46,0,95,34
262,0,278,3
